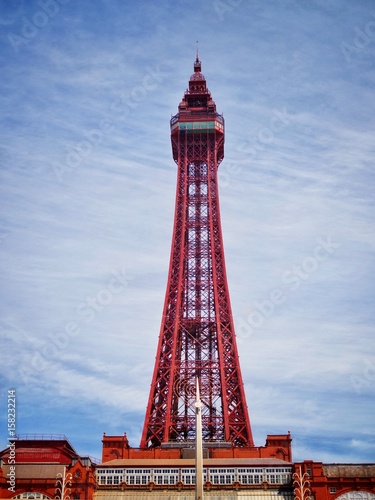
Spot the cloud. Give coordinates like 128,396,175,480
0,0,374,462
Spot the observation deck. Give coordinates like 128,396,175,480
170,112,224,134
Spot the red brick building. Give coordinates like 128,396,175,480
0,435,374,499
295,460,375,500
0,435,96,499
90,433,374,498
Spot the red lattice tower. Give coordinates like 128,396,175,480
141,55,254,449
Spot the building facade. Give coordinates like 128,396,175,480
0,438,374,499
0,435,96,500
294,461,375,500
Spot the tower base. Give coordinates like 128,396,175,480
101,432,292,463
97,433,293,496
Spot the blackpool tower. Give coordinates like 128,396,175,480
140,55,254,449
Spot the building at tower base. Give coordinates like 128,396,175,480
0,437,374,499
93,442,375,498
101,432,293,462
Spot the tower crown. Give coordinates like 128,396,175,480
176,57,216,112
171,57,224,163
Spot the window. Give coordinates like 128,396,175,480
330,488,337,494
264,467,292,485
124,469,151,486
182,469,196,485
96,468,125,485
209,469,234,485
153,469,178,485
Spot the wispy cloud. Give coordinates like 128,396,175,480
0,0,374,462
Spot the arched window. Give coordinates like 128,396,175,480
109,448,120,459
13,493,51,499
335,492,375,500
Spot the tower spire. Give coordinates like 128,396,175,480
194,42,201,73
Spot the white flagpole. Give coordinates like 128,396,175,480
195,377,204,500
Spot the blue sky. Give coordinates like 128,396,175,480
0,0,374,463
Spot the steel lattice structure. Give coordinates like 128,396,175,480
140,56,254,449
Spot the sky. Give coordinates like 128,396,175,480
0,0,374,464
